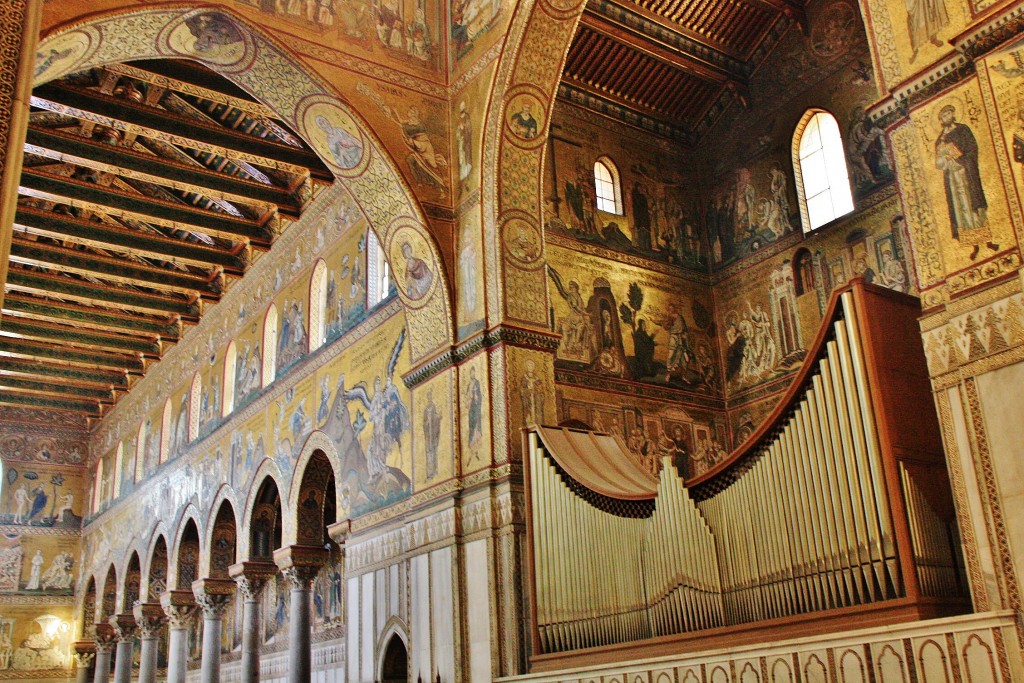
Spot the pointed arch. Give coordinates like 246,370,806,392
170,506,203,590
35,5,454,363
793,108,854,232
160,398,173,465
135,421,146,482
246,475,283,562
223,340,238,417
289,448,336,547
121,552,141,613
112,442,124,499
145,532,169,602
206,497,238,580
594,156,622,215
189,373,201,444
285,430,343,531
80,575,97,638
377,617,410,683
100,564,117,622
263,303,279,389
309,259,328,352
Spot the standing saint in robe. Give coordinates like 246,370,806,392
934,105,998,260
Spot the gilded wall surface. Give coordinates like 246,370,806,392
0,413,86,676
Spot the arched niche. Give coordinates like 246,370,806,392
262,304,279,389
147,535,169,602
247,476,283,562
292,450,336,547
174,517,201,590
207,500,237,580
100,565,117,622
121,552,141,614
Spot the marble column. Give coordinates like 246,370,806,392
92,624,116,683
109,614,137,683
192,578,235,683
228,560,277,683
159,590,197,683
73,641,96,683
274,545,327,683
132,603,166,683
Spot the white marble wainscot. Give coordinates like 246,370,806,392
188,639,344,683
499,612,1023,683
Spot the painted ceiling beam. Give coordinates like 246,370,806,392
14,207,248,275
0,317,162,357
32,83,332,180
0,391,102,416
19,169,275,246
0,357,129,389
6,267,200,320
25,127,303,216
3,293,181,340
0,375,114,402
8,237,224,298
103,62,279,121
0,336,145,373
583,3,749,83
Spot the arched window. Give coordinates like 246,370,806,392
309,260,328,352
113,443,123,499
594,158,622,215
189,373,201,443
793,110,854,232
92,460,103,514
222,341,237,417
160,399,172,465
366,230,390,307
262,305,278,388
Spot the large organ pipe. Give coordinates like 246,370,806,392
525,282,968,659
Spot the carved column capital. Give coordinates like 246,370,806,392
191,577,235,617
73,651,95,668
132,602,167,638
228,560,277,601
93,623,116,653
109,613,137,642
273,544,326,589
72,640,96,667
159,589,197,629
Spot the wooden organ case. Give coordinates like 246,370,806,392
524,282,969,669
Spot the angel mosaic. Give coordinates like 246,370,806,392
339,330,411,477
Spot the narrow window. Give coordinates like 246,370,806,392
222,341,237,417
367,230,390,307
594,158,622,214
262,304,278,388
310,260,328,352
794,110,854,232
189,373,201,443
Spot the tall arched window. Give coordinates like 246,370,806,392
160,399,172,465
113,443,123,499
594,158,622,214
366,230,390,307
189,373,201,443
309,260,328,352
793,110,854,232
262,304,278,388
222,341,237,417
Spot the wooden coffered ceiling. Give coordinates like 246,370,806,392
0,59,332,420
560,0,807,140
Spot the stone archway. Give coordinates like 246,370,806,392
33,3,454,372
380,633,409,683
